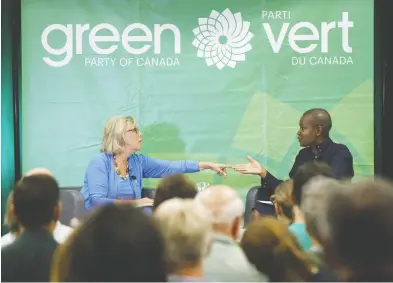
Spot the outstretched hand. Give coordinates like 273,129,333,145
232,155,266,176
210,163,229,177
199,162,229,177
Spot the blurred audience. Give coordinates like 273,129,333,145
154,198,211,282
241,217,318,281
1,191,73,247
1,174,61,282
3,156,393,283
270,179,294,225
51,204,167,282
153,174,197,211
290,161,333,250
301,176,347,280
195,185,268,282
1,192,21,246
324,179,393,281
2,169,73,248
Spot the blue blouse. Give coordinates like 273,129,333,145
81,152,200,209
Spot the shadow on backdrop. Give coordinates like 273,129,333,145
141,123,186,154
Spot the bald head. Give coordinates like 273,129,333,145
302,108,332,137
195,185,244,224
24,168,53,177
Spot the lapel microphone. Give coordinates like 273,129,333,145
128,168,137,180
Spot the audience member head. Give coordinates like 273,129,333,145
292,161,333,205
195,185,244,239
100,115,142,156
154,198,211,276
270,179,294,224
297,108,332,147
241,217,317,281
51,204,166,282
4,192,20,235
301,176,347,246
153,174,197,211
13,174,60,231
324,179,393,281
24,167,53,177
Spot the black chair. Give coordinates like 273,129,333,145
59,187,156,225
244,186,259,226
141,187,155,199
59,187,86,226
244,186,276,226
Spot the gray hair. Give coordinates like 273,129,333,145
324,178,393,273
154,198,212,273
301,176,349,243
100,116,135,154
194,185,244,225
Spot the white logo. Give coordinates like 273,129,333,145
41,23,181,67
192,9,253,70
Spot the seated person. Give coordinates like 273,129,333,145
324,179,393,281
1,191,72,247
1,192,22,248
232,108,354,214
154,198,211,282
270,179,294,225
289,161,333,250
241,217,319,282
81,115,228,210
51,204,166,282
153,174,197,211
195,185,268,282
301,176,343,281
2,174,62,282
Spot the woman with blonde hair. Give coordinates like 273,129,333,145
81,116,228,209
241,217,318,282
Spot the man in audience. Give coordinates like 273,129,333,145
232,108,354,215
154,198,211,281
289,161,333,250
301,176,347,281
324,179,393,281
1,192,73,247
1,174,61,282
1,169,73,247
195,185,268,282
301,176,344,265
153,174,197,211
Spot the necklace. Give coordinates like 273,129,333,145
114,156,129,180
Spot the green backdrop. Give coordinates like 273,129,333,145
20,0,374,199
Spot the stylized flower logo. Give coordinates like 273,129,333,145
192,9,253,70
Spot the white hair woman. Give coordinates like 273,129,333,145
81,116,228,209
154,198,212,281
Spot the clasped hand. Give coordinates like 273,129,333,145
203,155,266,177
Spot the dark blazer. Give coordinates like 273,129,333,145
258,138,354,201
255,138,353,215
1,229,58,282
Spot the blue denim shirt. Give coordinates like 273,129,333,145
81,152,199,209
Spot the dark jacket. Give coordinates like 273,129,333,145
1,229,58,282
